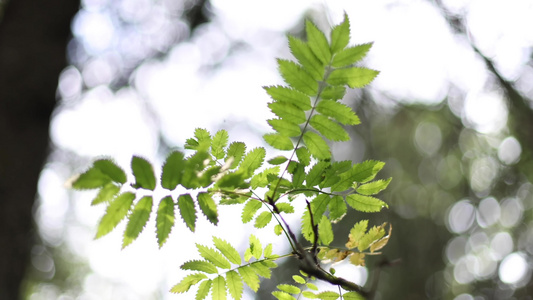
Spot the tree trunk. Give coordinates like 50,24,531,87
0,1,79,298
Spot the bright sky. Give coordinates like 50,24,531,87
33,0,533,299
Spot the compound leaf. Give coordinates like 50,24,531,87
197,192,218,225
288,35,324,80
161,151,185,190
238,147,266,178
131,156,156,190
122,196,152,249
196,244,231,269
177,194,196,232
213,237,241,265
95,192,135,239
170,273,207,293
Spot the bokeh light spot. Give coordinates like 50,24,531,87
499,252,529,286
448,200,476,234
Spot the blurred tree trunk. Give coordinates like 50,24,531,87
0,0,79,298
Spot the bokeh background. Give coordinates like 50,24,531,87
2,0,533,299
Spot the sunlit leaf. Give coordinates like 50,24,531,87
321,86,346,100
212,275,226,300
131,156,156,190
265,85,312,110
161,151,185,190
226,270,243,300
254,211,272,228
213,236,241,265
264,133,294,150
316,100,360,125
356,178,392,195
249,234,262,259
238,147,266,178
268,101,306,125
197,192,218,225
268,156,289,165
242,200,262,223
316,291,339,300
91,183,120,205
93,159,127,184
288,36,324,80
238,266,260,292
310,114,349,141
72,167,111,190
196,244,231,269
225,142,246,169
177,194,196,232
295,147,311,166
329,195,347,222
343,292,366,300
277,284,301,294
212,129,229,160
306,20,331,64
327,67,379,88
292,275,306,284
303,131,331,160
332,43,373,68
346,194,388,212
277,59,318,96
276,203,294,214
268,118,302,137
180,260,218,274
95,192,135,239
272,291,296,300
346,220,368,249
318,215,333,245
196,280,212,300
170,273,207,294
330,13,350,54
349,253,366,266
122,196,152,249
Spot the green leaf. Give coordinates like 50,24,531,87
321,86,346,100
276,203,294,214
310,114,349,141
196,244,231,269
317,291,339,300
249,234,262,259
264,85,312,110
181,260,218,274
268,102,306,125
161,151,185,190
303,291,318,298
131,156,156,190
293,275,306,284
254,211,272,228
212,130,229,160
311,194,330,217
306,161,329,187
238,147,266,178
216,172,248,189
356,178,392,195
212,275,227,300
301,210,314,242
332,43,373,68
242,200,263,223
274,224,283,236
177,194,196,232
327,67,379,88
226,270,243,300
122,196,152,249
277,59,318,96
268,155,289,165
238,266,260,292
93,159,127,184
272,291,296,300
329,195,347,222
305,20,331,64
264,133,294,150
306,283,319,291
330,13,350,54
318,215,334,245
295,147,311,166
288,36,324,80
196,280,212,300
250,261,272,278
358,223,387,252
250,166,279,189
277,284,301,294
316,100,360,125
155,196,176,247
225,142,246,169
352,160,385,183
213,237,241,265
264,243,277,258
170,273,207,293
346,220,368,249
91,183,120,205
268,119,302,137
197,192,218,225
303,131,331,160
342,292,365,300
346,194,388,212
95,192,135,239
72,167,111,190
194,128,212,144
